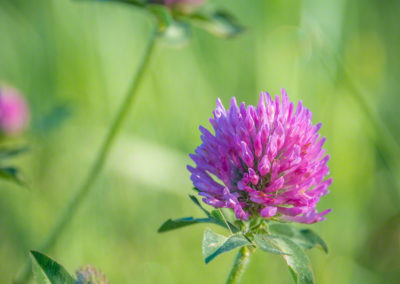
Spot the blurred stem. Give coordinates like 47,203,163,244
15,26,158,284
226,246,253,284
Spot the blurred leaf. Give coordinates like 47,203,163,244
33,104,71,134
189,10,244,38
269,236,314,284
254,234,290,255
30,251,75,284
0,167,25,186
0,146,28,161
158,217,211,233
202,228,251,264
269,223,328,253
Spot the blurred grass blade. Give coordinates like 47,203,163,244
254,234,290,255
202,228,251,264
30,251,75,284
269,236,314,284
269,223,328,253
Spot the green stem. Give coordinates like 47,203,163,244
226,246,253,284
14,26,158,284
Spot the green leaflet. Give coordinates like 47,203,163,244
202,228,251,264
254,234,290,255
158,217,212,232
269,223,328,253
30,251,75,284
268,235,314,284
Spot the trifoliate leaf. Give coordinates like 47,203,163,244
202,228,251,264
30,251,75,284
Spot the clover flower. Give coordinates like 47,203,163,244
75,265,109,284
0,86,30,135
188,89,332,223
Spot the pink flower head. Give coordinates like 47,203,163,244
188,89,332,223
0,87,30,135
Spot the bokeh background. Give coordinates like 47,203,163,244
1,0,400,283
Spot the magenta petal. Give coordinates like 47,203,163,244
260,206,277,217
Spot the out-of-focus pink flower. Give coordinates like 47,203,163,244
0,86,30,135
188,89,332,223
75,265,109,284
163,0,207,7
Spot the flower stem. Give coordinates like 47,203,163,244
226,246,253,284
14,25,158,284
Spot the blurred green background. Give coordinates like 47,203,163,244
1,0,400,283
